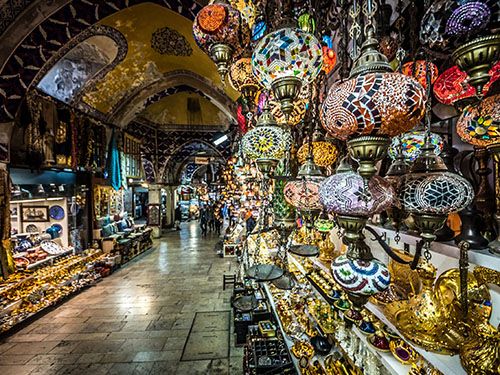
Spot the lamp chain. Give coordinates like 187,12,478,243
349,0,362,60
362,0,378,37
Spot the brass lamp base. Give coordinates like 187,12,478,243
241,84,259,109
452,35,500,95
386,206,409,232
256,158,279,174
347,136,391,181
336,215,368,245
210,43,234,84
412,213,448,246
271,76,302,119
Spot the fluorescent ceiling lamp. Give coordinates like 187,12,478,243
213,134,228,146
11,198,46,204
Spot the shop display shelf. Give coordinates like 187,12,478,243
366,224,500,270
366,301,466,375
26,248,74,270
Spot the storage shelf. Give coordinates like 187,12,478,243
366,224,500,270
289,254,465,375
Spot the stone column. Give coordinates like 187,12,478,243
163,185,178,228
148,183,162,238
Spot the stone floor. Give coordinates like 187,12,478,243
0,222,243,375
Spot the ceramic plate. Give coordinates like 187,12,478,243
25,224,39,233
49,205,65,220
40,240,63,255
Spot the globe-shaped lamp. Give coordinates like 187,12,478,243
229,57,260,106
388,131,444,162
456,94,500,146
252,27,323,117
401,61,439,89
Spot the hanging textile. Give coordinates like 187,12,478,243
105,128,122,191
25,94,44,169
0,169,15,279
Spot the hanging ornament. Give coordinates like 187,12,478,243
433,62,500,108
297,126,338,167
456,94,500,146
193,0,249,83
298,13,315,33
252,27,323,118
322,46,337,74
388,131,444,162
229,57,260,106
401,61,439,89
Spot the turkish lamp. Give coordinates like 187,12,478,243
401,135,474,248
252,24,323,119
452,35,500,95
229,57,260,108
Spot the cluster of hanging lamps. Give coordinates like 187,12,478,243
193,0,249,83
251,20,323,118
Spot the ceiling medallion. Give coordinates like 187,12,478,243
151,26,193,56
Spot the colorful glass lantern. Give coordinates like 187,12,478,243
378,35,400,61
319,169,394,217
322,46,337,74
320,72,427,141
388,131,444,162
193,1,248,83
252,27,323,117
456,94,500,146
433,63,500,107
401,61,438,89
298,13,315,33
420,0,500,49
242,104,290,169
252,21,266,41
284,177,324,211
331,255,391,296
297,142,338,167
229,57,260,105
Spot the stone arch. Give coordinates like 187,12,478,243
0,0,201,122
105,70,238,127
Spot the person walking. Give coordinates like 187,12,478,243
199,205,208,236
246,210,256,235
174,204,181,230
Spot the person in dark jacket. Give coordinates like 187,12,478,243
199,205,208,236
246,210,256,235
174,204,181,230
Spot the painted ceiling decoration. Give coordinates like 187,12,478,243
0,0,202,122
151,26,193,56
0,0,35,35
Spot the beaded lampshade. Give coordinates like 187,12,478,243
320,73,427,141
229,57,260,104
252,27,322,116
388,131,444,162
252,27,323,88
242,105,290,162
401,61,438,89
319,169,394,217
456,94,500,146
331,255,391,296
193,2,248,82
420,0,500,49
433,63,500,106
283,177,324,211
297,142,338,167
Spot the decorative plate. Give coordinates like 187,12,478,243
25,224,39,233
49,205,65,220
51,223,63,234
18,239,32,251
40,240,63,255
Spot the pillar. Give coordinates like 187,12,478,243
148,183,162,238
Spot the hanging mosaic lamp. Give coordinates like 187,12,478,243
420,0,500,50
401,136,474,247
252,26,323,118
242,103,290,173
193,0,248,83
385,142,411,233
273,159,296,228
296,127,338,167
229,57,260,106
320,31,427,182
456,94,500,146
452,34,500,95
401,61,439,89
283,152,324,213
433,63,500,109
269,84,310,126
298,13,315,34
388,131,444,162
321,34,337,74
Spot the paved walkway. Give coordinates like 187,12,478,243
0,222,242,375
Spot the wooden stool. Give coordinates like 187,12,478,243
223,274,236,290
